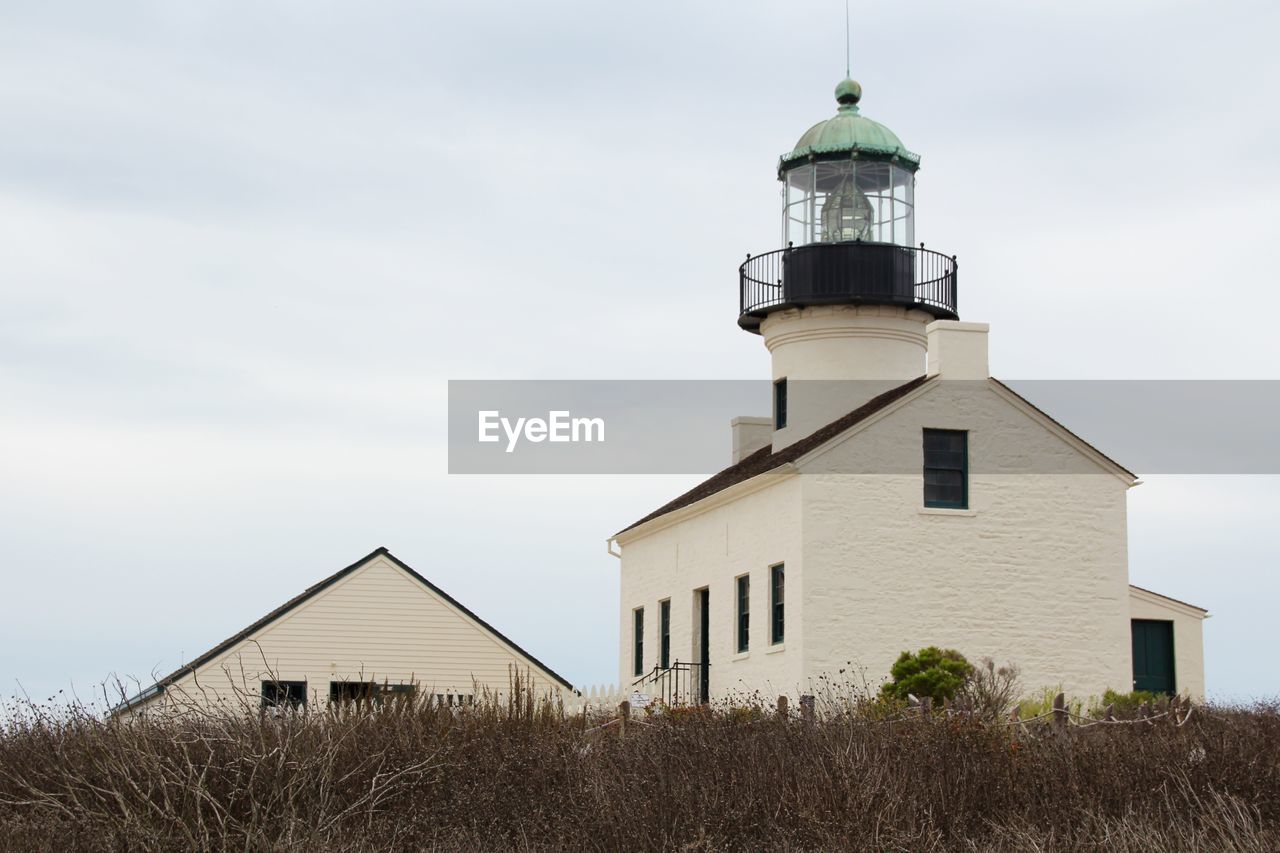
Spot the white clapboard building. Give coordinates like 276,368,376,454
117,548,573,715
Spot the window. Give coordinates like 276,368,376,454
923,428,968,509
736,575,750,653
329,681,380,707
633,607,645,677
770,564,785,645
774,378,788,429
659,599,671,669
261,679,306,710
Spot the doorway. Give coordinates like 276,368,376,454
1131,619,1175,695
694,587,710,703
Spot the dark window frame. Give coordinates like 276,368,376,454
659,599,671,669
328,680,381,707
261,679,307,710
923,428,969,509
735,574,750,653
773,378,788,430
770,563,785,645
633,606,645,677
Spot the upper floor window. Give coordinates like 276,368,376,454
770,564,785,645
735,574,750,653
773,378,788,430
923,428,968,509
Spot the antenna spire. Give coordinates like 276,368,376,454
844,0,850,77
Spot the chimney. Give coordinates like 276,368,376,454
926,320,990,379
730,416,772,464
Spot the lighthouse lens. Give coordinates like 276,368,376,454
820,179,874,242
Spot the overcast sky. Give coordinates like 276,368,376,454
1,1,1277,707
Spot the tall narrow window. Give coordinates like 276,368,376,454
736,574,750,653
770,564,785,645
659,599,671,669
633,607,645,677
923,428,968,509
773,378,788,429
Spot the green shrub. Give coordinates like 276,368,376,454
879,646,973,706
1017,686,1083,720
1090,688,1165,719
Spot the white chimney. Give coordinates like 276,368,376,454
730,416,772,464
926,320,990,379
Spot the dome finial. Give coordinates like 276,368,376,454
835,78,862,109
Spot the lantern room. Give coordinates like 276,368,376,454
780,79,918,248
738,79,957,332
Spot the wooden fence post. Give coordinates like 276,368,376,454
920,697,932,719
800,694,815,727
619,700,630,738
1139,700,1152,723
776,695,788,721
1104,703,1115,723
1052,692,1067,731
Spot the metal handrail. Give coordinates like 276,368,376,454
738,241,958,324
632,660,710,706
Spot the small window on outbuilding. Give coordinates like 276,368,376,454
329,681,381,708
774,378,788,430
923,428,968,509
261,680,307,710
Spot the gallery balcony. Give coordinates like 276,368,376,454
738,242,958,332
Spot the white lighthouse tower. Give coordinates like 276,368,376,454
739,78,963,448
612,76,1208,707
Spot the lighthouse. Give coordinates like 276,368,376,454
612,76,1208,707
739,79,964,447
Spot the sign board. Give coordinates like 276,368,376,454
629,692,651,710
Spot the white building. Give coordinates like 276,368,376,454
610,79,1207,704
116,548,573,715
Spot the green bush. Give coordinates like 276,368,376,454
1091,688,1166,719
879,646,973,706
1018,686,1083,721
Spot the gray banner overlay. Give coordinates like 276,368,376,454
448,380,1280,475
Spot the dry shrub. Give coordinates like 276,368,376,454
1,690,1278,851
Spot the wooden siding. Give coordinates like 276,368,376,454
151,554,567,712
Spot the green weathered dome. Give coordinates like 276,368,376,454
779,79,921,176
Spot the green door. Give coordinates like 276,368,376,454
1131,619,1175,695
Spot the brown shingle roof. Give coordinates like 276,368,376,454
616,376,933,536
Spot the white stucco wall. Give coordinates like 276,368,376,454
761,304,932,448
797,380,1135,701
1129,585,1207,700
132,553,569,714
615,474,805,701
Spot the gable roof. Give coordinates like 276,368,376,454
616,373,1140,537
1130,584,1208,615
990,378,1136,480
616,375,933,536
116,547,573,712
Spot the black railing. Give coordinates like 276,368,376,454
632,661,709,706
739,242,958,331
